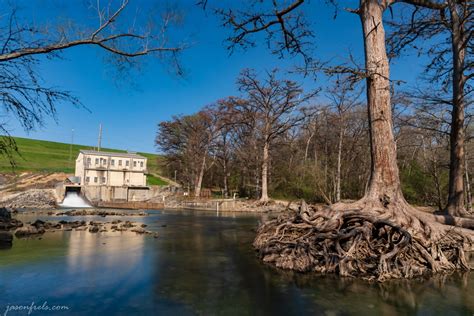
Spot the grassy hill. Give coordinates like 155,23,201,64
0,137,167,185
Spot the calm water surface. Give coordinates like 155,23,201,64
0,210,473,315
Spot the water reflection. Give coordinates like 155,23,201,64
273,270,474,315
66,231,144,272
0,211,472,315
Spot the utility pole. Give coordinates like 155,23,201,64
69,129,74,165
174,170,177,183
97,123,102,151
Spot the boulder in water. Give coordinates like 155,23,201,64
123,221,134,228
0,231,13,248
0,207,12,221
131,227,146,234
31,219,46,229
0,208,22,231
89,225,100,233
15,225,45,237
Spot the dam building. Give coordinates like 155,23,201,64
63,150,156,206
75,150,147,187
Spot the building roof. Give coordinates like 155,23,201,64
79,150,146,159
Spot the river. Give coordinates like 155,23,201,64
0,210,473,315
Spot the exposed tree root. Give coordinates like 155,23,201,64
254,199,473,281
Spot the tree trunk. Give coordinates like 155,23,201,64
223,161,229,198
445,0,466,216
465,148,472,213
433,156,444,211
194,155,206,198
335,123,343,202
324,132,329,195
360,0,403,205
304,130,315,164
260,140,270,202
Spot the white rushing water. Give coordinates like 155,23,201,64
59,192,92,208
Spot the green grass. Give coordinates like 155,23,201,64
147,174,168,186
0,136,164,176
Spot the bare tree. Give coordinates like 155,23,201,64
233,68,317,202
326,77,363,202
156,108,220,198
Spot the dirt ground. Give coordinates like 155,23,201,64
0,172,70,195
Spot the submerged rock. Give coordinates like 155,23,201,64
15,225,45,237
123,221,134,228
31,219,46,229
131,227,146,234
88,225,100,233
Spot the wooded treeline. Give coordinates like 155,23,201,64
156,69,473,209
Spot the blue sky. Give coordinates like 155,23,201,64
4,0,427,153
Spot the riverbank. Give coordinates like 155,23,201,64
0,174,294,212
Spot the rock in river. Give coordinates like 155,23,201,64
131,227,146,234
15,225,45,237
0,231,13,248
0,207,11,221
89,225,100,233
0,208,22,247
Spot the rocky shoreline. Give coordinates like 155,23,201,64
0,189,58,209
14,218,159,237
55,209,148,216
0,207,159,248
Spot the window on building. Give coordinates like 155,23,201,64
140,161,144,168
94,177,98,183
102,177,106,183
86,177,90,183
87,158,91,165
111,159,115,166
133,161,137,167
119,160,122,166
126,161,129,167
95,158,99,164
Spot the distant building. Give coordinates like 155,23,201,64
75,150,147,187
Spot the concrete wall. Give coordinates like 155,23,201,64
128,188,150,202
129,172,145,186
75,153,84,183
55,184,66,203
81,185,150,203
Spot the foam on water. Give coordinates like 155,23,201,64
59,192,91,208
